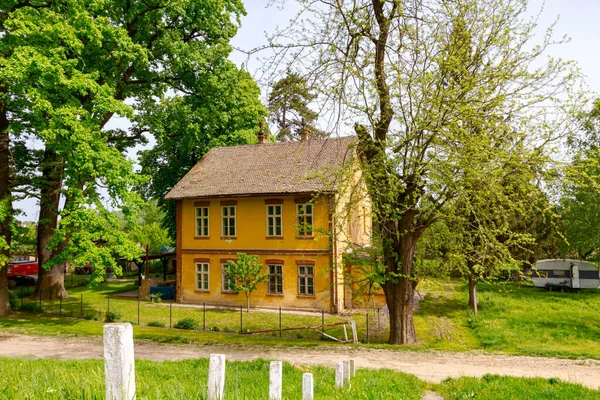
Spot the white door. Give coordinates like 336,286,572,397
571,265,580,289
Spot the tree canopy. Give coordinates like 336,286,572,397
267,0,582,344
268,71,324,141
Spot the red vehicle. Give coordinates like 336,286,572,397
7,261,38,277
7,261,38,287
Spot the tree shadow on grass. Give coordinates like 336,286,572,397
417,295,468,318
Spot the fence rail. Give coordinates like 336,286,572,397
12,283,390,344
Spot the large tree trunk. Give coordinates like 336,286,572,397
468,269,478,315
383,216,420,345
32,149,67,300
0,98,11,316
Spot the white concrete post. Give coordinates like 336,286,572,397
349,359,356,377
104,323,135,400
343,360,351,383
269,361,282,400
208,354,226,400
302,373,314,400
335,362,344,388
350,320,358,344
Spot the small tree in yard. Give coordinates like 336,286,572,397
226,253,268,312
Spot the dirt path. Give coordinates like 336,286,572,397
1,334,599,390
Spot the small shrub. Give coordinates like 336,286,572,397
147,321,166,328
82,311,97,320
223,327,235,333
296,332,304,339
105,311,122,323
8,291,17,309
149,292,163,303
19,302,43,313
174,318,199,330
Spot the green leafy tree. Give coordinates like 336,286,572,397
0,0,247,299
11,221,36,257
557,99,600,261
559,149,600,260
268,71,325,141
268,0,582,344
124,200,173,255
225,253,268,313
138,66,266,239
0,199,10,316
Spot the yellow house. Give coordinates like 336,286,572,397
165,133,371,313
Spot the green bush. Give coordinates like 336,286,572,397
104,311,122,323
81,311,98,320
8,291,17,309
19,302,43,313
174,318,199,330
147,321,166,328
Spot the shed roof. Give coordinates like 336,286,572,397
165,136,356,200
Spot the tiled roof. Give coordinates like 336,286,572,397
165,136,357,200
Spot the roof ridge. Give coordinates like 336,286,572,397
211,135,356,150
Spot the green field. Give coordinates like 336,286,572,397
1,357,598,400
4,278,600,359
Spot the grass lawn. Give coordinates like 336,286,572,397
4,278,600,359
2,357,598,400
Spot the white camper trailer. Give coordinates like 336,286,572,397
532,259,600,290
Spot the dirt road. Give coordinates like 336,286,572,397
1,334,598,390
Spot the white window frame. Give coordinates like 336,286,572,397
266,204,283,237
296,203,313,237
268,264,283,294
298,265,315,295
221,206,236,237
195,262,210,291
221,263,236,292
195,207,209,237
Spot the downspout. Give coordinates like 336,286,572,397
330,194,338,313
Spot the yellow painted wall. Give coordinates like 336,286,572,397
180,253,332,311
179,194,334,311
180,195,331,251
332,162,373,311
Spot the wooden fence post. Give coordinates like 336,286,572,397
104,323,135,400
207,354,226,400
350,359,356,377
269,361,282,400
302,373,314,400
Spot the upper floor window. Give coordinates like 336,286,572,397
195,207,209,237
266,205,283,237
298,265,314,295
268,264,283,294
195,262,209,291
222,206,236,237
297,203,313,237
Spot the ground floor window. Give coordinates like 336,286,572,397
268,264,283,294
195,262,209,291
298,265,314,295
222,263,236,292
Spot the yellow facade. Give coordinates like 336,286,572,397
176,195,337,312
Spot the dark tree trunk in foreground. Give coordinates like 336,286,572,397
468,269,478,315
32,149,67,300
0,98,11,316
382,216,421,345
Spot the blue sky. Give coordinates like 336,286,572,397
15,0,600,221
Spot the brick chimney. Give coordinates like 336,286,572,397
257,121,267,144
299,118,310,141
